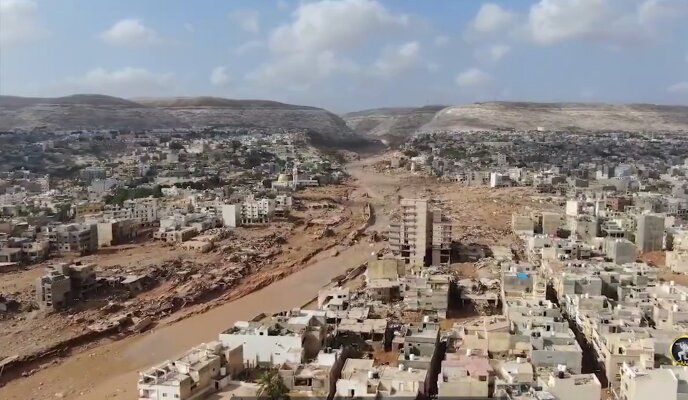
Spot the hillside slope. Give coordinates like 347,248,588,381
421,102,688,132
0,95,361,144
343,106,445,146
0,95,183,131
137,97,356,143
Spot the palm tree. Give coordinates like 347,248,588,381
256,368,289,400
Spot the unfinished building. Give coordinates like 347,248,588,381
389,198,432,267
389,198,452,267
431,210,452,266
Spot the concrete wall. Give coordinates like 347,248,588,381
221,204,240,228
438,379,488,398
636,214,665,253
97,223,114,247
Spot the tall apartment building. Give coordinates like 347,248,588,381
431,210,452,265
389,198,452,267
389,199,431,267
636,213,665,253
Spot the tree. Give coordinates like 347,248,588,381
256,369,289,400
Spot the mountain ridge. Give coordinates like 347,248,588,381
0,94,361,143
343,101,688,145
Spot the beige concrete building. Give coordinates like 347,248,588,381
618,363,679,400
96,218,137,247
437,355,492,398
512,214,535,235
538,370,601,400
431,210,452,265
336,359,428,399
389,198,432,267
389,198,453,267
606,238,637,265
278,348,344,398
35,268,71,310
636,213,665,253
138,341,242,400
541,212,562,236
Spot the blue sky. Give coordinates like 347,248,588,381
1,0,688,112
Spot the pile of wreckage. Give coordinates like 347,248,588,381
220,232,287,264
456,278,501,316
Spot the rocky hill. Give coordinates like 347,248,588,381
0,95,362,145
345,102,688,145
343,105,446,146
422,102,688,132
136,97,356,144
0,95,185,131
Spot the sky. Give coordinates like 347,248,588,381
1,0,688,112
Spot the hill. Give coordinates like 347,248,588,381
135,96,318,110
0,95,362,145
343,105,446,146
137,97,355,144
345,102,688,145
0,94,183,131
423,102,688,132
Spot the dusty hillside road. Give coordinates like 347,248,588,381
0,155,401,400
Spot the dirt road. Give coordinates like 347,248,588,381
1,156,399,400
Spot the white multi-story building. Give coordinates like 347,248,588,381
123,197,159,223
618,363,680,400
239,195,275,225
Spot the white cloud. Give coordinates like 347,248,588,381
668,81,688,94
210,67,230,86
471,3,516,34
528,0,611,45
0,0,44,46
60,67,174,97
101,19,161,47
248,51,358,91
269,0,410,54
184,22,194,33
372,41,421,77
475,44,511,63
229,9,260,34
527,0,688,46
434,35,449,47
254,0,409,91
456,68,492,88
233,40,263,55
